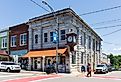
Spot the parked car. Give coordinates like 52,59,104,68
0,61,21,72
94,64,108,74
107,64,112,72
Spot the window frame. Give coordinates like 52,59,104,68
60,30,66,40
1,37,7,48
44,33,48,43
35,34,38,44
20,33,27,46
11,35,17,47
50,32,53,42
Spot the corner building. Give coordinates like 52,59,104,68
24,8,102,73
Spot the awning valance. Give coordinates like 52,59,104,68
23,48,67,58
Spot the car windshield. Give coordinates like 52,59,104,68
97,65,104,67
1,62,17,65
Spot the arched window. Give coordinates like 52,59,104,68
35,34,38,44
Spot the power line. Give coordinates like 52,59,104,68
102,28,121,36
91,19,121,26
30,0,50,12
93,24,121,29
103,41,120,46
80,5,121,16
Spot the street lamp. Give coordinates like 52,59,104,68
42,0,59,74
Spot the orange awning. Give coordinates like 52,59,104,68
23,48,67,58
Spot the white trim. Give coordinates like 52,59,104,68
20,33,27,46
11,35,17,47
1,37,7,49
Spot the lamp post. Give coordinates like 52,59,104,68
42,0,59,74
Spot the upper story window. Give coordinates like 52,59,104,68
88,36,91,49
60,30,65,40
20,33,27,46
96,41,100,51
93,39,95,51
84,32,86,46
1,37,7,48
44,33,48,42
11,35,16,47
35,34,38,44
80,36,83,45
50,32,53,42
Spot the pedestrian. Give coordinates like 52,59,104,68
81,65,85,72
86,63,91,77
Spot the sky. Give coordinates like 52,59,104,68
0,0,121,55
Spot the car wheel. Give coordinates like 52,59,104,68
6,68,11,72
94,72,97,74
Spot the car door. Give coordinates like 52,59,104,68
0,63,6,69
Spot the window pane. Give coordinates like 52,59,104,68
61,30,65,40
61,30,65,34
61,35,65,40
35,35,38,44
44,33,47,37
50,32,53,42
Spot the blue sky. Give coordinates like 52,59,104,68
0,0,121,55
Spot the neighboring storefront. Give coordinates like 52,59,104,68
0,28,9,53
0,50,9,61
9,23,29,64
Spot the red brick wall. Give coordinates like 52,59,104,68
9,23,29,51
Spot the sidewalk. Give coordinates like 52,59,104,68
20,70,94,77
20,70,47,75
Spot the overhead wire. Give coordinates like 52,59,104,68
30,0,50,12
91,19,121,26
102,28,121,36
79,5,121,16
93,24,121,29
103,41,120,46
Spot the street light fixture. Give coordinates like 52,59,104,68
42,0,59,74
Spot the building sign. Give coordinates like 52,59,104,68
0,32,8,37
10,49,28,56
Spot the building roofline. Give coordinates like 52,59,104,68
0,27,9,33
9,23,27,29
28,8,102,41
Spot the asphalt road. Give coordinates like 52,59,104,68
0,71,121,82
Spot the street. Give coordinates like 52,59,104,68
0,71,121,82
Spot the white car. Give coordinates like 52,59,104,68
94,64,108,74
0,61,21,72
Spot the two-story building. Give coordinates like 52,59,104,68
9,23,29,63
0,28,9,60
23,8,102,73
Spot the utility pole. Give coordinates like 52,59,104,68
42,0,59,74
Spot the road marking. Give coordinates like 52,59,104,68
30,76,61,82
83,76,121,80
0,74,33,78
2,75,62,82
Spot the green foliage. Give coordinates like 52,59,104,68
108,53,121,69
